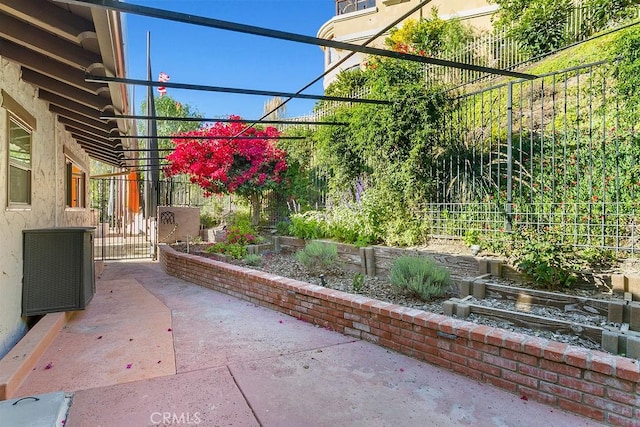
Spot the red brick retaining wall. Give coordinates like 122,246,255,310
159,245,639,425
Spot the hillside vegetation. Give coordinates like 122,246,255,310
275,8,640,289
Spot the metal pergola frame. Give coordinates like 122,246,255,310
87,75,391,105
116,135,305,140
50,0,540,185
103,115,349,126
55,0,536,80
52,0,538,141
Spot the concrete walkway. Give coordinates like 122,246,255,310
15,260,604,426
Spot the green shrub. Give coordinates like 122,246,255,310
276,220,291,236
321,189,389,247
244,254,263,266
462,229,481,247
480,232,511,255
205,242,247,260
383,215,430,247
389,256,450,300
205,243,225,254
385,10,475,57
510,228,578,290
582,0,640,36
352,272,365,293
296,241,338,274
226,210,253,228
202,216,262,260
224,225,257,246
491,0,573,57
289,211,326,239
222,243,247,259
578,247,616,268
324,206,360,245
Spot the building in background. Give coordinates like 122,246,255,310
317,0,496,88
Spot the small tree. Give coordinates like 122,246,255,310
139,95,203,151
164,116,288,225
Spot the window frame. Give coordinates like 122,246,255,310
64,147,88,209
7,114,33,207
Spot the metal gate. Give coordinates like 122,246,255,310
90,177,155,260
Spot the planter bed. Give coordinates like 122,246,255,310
160,244,639,425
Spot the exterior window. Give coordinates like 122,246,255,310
336,0,376,15
8,116,32,205
66,160,86,208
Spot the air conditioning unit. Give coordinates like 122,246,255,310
22,227,95,316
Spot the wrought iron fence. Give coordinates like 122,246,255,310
425,59,640,253
90,177,154,260
90,172,313,260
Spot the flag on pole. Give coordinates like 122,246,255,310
158,72,170,96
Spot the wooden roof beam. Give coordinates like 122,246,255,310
0,0,94,44
22,69,113,111
72,138,123,165
38,89,106,121
58,116,116,140
0,40,106,95
49,104,117,134
69,130,119,149
0,11,101,70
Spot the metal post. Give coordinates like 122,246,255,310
506,82,513,232
146,32,159,220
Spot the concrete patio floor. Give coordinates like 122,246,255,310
14,260,604,426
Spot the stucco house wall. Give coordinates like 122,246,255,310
0,57,92,358
317,0,497,87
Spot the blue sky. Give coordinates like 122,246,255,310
124,0,336,120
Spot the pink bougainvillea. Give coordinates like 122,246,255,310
164,116,288,198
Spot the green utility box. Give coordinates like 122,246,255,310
22,227,95,316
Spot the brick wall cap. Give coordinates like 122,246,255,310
614,357,640,382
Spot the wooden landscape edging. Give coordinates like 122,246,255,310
454,277,640,358
159,244,640,425
276,236,480,279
